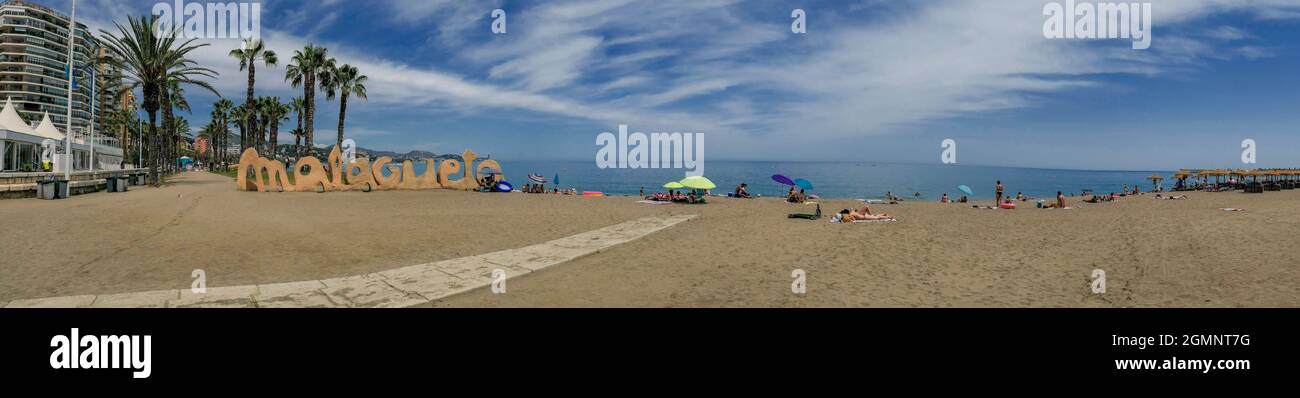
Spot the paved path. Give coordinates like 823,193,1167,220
3,215,695,308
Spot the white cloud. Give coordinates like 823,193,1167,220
76,0,1300,160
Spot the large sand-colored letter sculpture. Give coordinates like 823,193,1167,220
235,146,503,193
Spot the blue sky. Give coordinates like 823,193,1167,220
49,0,1300,170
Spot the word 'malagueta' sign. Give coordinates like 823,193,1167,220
236,146,503,193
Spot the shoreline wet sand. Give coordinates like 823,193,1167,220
3,171,1298,307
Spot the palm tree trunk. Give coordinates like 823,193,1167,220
160,85,173,176
295,108,303,157
246,64,256,151
337,93,348,148
271,123,280,158
147,109,159,186
121,118,130,168
305,75,315,155
237,119,246,154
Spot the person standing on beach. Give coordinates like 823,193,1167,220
995,180,1004,205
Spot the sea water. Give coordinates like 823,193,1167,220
484,161,1167,200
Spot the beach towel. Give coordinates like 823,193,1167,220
637,200,672,205
1221,208,1246,212
829,214,897,223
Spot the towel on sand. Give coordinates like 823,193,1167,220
829,214,897,224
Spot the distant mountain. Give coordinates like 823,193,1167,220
272,145,488,162
355,147,487,161
357,147,437,159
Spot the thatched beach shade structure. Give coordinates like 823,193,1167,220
1172,170,1192,190
1146,173,1164,191
1208,169,1225,185
1266,170,1287,190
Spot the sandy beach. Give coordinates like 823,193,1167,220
2,171,1298,307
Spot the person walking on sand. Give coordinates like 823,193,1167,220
995,180,1004,205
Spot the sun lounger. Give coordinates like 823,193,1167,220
788,204,822,220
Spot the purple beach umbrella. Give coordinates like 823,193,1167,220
772,175,796,186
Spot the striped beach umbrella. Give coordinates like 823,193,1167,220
528,174,547,184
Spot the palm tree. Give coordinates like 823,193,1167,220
254,96,275,154
289,96,304,155
251,97,266,152
99,15,218,186
229,103,249,154
324,64,367,148
259,97,290,160
230,39,276,151
163,80,191,173
289,127,304,154
284,45,334,153
211,99,234,169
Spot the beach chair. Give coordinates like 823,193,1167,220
788,204,822,220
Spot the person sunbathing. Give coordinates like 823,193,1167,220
840,209,895,222
940,193,950,203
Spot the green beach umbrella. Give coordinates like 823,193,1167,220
678,176,717,190
663,181,686,189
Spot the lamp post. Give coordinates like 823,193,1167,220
76,65,95,172
61,0,77,196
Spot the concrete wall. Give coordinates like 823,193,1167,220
0,168,146,199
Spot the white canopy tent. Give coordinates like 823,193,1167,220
0,98,42,137
35,112,66,141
